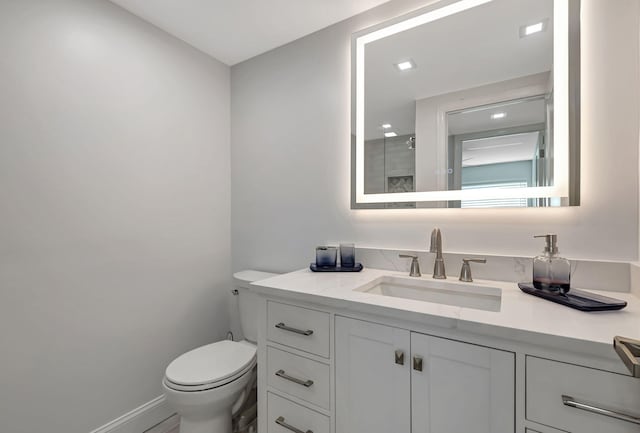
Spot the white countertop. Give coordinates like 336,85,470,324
251,267,640,353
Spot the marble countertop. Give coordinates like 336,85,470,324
250,267,640,354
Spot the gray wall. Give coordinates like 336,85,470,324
0,1,231,432
231,0,639,274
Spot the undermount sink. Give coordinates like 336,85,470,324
354,275,502,312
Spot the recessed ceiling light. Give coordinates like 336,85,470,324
491,112,507,120
381,123,392,129
384,132,398,138
395,60,416,71
520,20,548,38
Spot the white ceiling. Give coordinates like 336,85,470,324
447,96,547,135
108,0,393,65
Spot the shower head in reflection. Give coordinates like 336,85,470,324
406,136,415,150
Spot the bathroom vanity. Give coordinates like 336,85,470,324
251,268,640,433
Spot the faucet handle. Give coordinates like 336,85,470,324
399,254,421,277
459,258,486,282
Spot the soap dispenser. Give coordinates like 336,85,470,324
533,234,571,294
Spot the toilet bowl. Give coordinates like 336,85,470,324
162,270,277,433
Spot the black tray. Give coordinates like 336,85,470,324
518,283,627,312
310,263,363,272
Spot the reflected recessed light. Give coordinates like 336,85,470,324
520,20,548,38
382,123,392,129
395,60,416,71
491,112,507,120
384,132,398,138
526,22,544,34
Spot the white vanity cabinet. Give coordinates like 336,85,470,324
335,316,515,433
254,272,639,433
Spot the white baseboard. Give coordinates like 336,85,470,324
89,395,176,433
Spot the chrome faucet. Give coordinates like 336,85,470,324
429,228,446,279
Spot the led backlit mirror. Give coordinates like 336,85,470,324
352,0,580,208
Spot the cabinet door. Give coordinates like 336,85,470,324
335,316,410,433
411,332,515,433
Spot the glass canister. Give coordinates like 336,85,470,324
316,246,337,268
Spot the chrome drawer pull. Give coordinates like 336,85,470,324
562,395,640,425
614,336,640,378
275,416,313,433
275,369,314,387
275,322,314,336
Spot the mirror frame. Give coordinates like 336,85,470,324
351,0,580,208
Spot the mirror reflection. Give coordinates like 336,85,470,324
355,0,578,208
447,94,552,208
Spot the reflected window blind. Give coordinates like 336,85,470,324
461,181,528,208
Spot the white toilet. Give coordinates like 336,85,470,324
162,270,276,433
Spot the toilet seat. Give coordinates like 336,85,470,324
164,340,256,392
163,359,255,392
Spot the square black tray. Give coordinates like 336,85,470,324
518,282,627,312
310,263,363,272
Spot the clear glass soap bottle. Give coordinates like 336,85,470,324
533,234,571,294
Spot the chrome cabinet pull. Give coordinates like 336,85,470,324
395,349,405,365
413,356,423,372
275,322,314,336
275,416,313,433
562,395,640,425
614,336,640,378
275,369,314,387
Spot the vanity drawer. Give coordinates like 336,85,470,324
267,301,330,358
526,356,640,432
267,346,330,410
267,392,330,433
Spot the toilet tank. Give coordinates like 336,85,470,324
233,270,279,344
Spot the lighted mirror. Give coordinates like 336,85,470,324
351,0,580,209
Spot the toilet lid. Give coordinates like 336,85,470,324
165,340,256,386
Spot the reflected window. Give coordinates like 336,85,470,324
461,182,529,208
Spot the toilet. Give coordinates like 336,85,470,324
162,270,277,433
